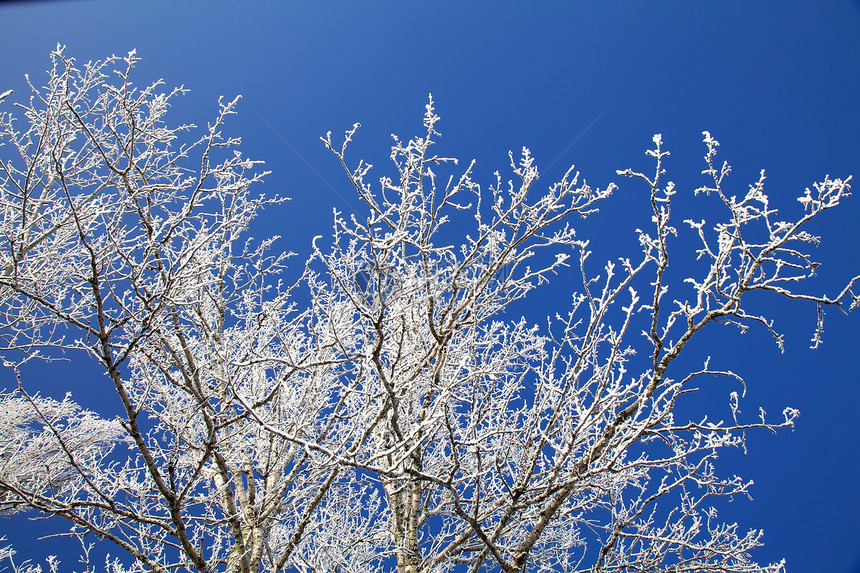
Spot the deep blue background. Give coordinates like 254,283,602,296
1,2,858,571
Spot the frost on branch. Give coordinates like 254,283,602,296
0,52,856,573
0,388,125,516
0,536,60,573
677,131,857,349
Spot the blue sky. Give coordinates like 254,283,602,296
0,1,858,571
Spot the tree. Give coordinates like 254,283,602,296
0,47,856,573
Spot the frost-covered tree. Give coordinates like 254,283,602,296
0,48,857,573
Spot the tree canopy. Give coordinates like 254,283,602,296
0,48,856,573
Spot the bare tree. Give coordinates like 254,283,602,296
0,48,857,573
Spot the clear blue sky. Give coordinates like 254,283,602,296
1,1,859,571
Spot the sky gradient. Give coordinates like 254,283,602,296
1,2,859,571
